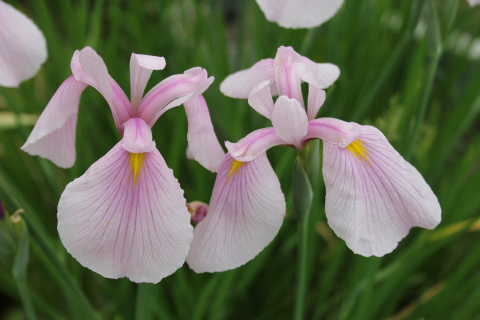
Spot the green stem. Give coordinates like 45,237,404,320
135,284,151,320
16,279,37,320
293,141,319,320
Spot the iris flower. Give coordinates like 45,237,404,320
187,46,441,273
255,0,344,29
0,0,47,87
468,0,480,6
22,47,224,283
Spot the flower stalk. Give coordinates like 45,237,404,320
293,140,320,320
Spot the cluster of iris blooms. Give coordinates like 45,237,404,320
5,0,473,283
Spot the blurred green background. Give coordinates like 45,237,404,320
1,0,480,319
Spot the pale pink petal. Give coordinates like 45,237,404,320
271,96,308,148
122,118,156,154
186,153,285,272
304,118,360,147
137,67,213,126
220,59,275,99
71,47,132,129
0,1,47,87
129,53,166,110
183,95,225,172
274,47,304,104
57,142,193,283
322,125,441,257
296,60,340,90
247,80,275,119
307,85,326,120
256,0,344,29
225,127,286,162
468,0,480,6
21,76,87,168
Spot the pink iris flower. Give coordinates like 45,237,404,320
255,0,344,29
468,0,480,6
0,0,47,87
22,47,225,283
186,46,441,273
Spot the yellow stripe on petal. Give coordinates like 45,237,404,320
227,159,244,181
129,153,145,189
346,140,371,165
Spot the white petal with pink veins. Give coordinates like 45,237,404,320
220,59,275,98
0,1,47,87
21,76,87,168
187,153,285,272
322,125,441,257
58,143,193,283
271,96,309,148
256,0,344,29
129,53,166,109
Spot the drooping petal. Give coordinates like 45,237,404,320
304,117,360,147
256,0,344,29
322,125,441,257
468,0,480,6
247,81,275,119
122,118,156,154
71,47,132,129
220,59,275,99
271,96,308,148
129,53,166,110
183,95,225,172
225,127,286,162
136,67,213,126
21,76,87,168
186,153,285,273
307,85,326,120
57,142,193,283
0,1,47,87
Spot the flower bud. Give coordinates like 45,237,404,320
187,201,209,224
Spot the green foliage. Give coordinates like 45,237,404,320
0,0,479,319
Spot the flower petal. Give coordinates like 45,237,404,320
183,95,225,172
137,67,213,126
256,0,344,29
322,125,441,257
0,1,47,87
57,142,193,283
186,153,285,273
225,127,285,162
220,59,275,99
71,47,132,129
247,80,275,119
468,0,480,6
304,118,360,147
129,53,166,110
21,76,87,168
122,118,156,154
271,96,309,148
296,60,340,90
274,46,304,104
307,85,326,120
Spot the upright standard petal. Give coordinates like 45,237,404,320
183,95,225,172
307,85,326,120
274,47,304,104
129,53,166,111
321,124,441,257
137,67,213,126
187,153,286,273
220,59,275,99
0,1,47,87
256,0,344,29
271,96,309,148
225,127,286,162
58,142,193,283
71,47,132,129
21,76,87,168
